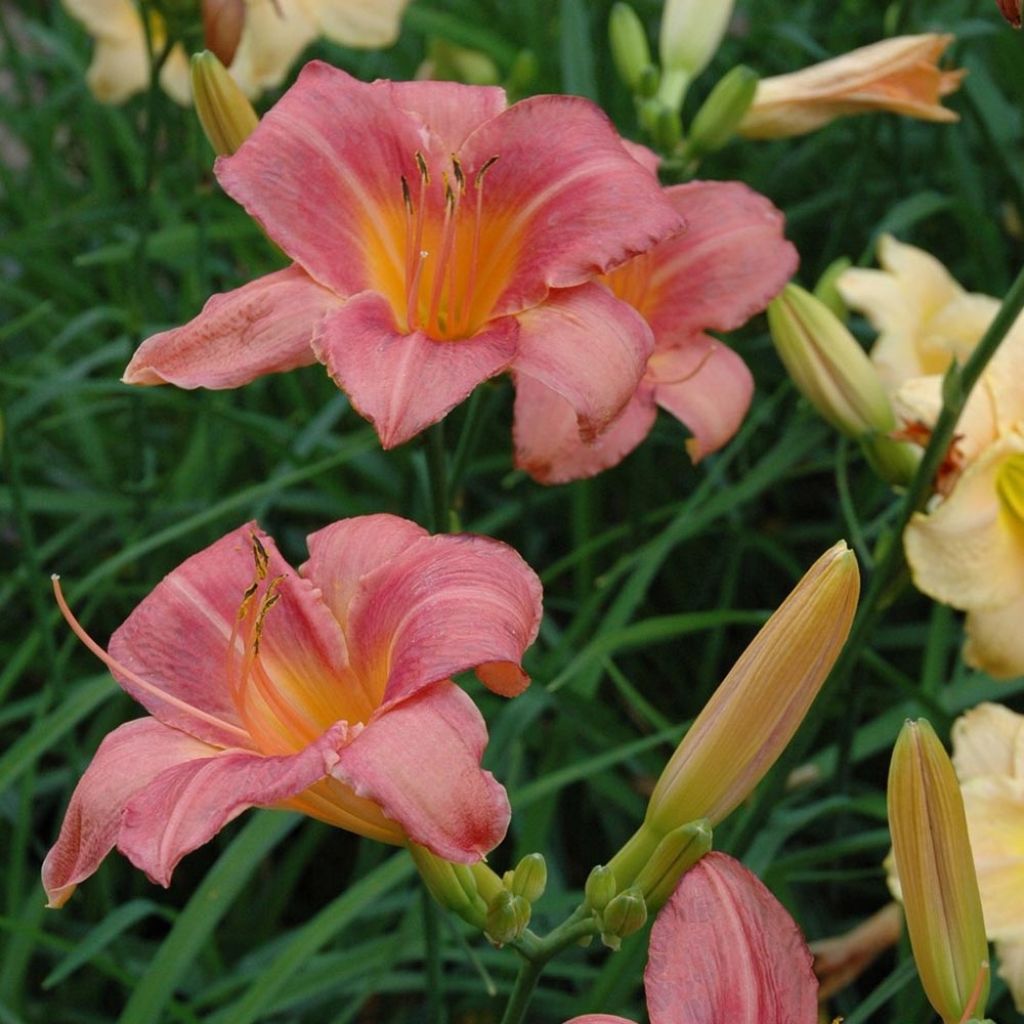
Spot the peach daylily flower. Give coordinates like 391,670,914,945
42,515,542,907
63,0,411,105
123,63,683,459
953,703,1024,1011
514,178,797,482
739,34,964,140
566,853,819,1024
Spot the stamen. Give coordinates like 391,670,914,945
405,156,430,329
451,155,465,192
52,575,251,745
460,155,499,335
251,533,269,580
428,175,458,334
414,150,430,185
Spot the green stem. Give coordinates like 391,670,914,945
426,420,450,533
422,889,445,1024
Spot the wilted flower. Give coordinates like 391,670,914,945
739,34,965,140
888,719,990,1024
565,853,818,1024
43,515,542,907
124,63,684,460
515,177,797,482
63,0,412,105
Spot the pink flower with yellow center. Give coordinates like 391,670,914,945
124,63,684,456
514,174,797,482
565,853,818,1024
42,514,542,908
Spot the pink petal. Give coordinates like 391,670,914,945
312,292,518,448
512,375,657,484
641,181,797,342
378,78,507,151
645,852,818,1024
458,94,685,317
345,532,543,703
122,265,340,387
650,336,754,462
117,724,350,887
108,523,348,747
512,282,654,440
216,62,431,298
42,718,217,907
564,1018,635,1024
301,514,430,629
332,682,509,861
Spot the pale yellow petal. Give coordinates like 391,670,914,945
311,0,410,48
929,292,1000,361
904,431,1024,609
980,316,1024,434
229,0,319,97
63,0,139,39
964,600,1024,681
995,938,1024,1013
952,703,1024,781
961,775,1024,940
86,35,149,104
158,45,192,106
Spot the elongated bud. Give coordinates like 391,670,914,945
653,106,682,152
888,719,990,1024
997,0,1022,26
190,50,258,157
609,3,652,93
685,65,758,158
658,0,735,110
646,542,859,834
631,819,712,911
485,889,531,945
769,283,895,438
584,864,618,913
814,257,852,320
508,852,547,903
861,432,920,487
202,0,245,68
600,887,647,950
409,844,488,930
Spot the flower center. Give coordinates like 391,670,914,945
601,250,657,319
996,452,1024,526
367,151,517,342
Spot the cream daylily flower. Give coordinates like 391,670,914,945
64,0,410,105
838,234,999,392
952,703,1024,1010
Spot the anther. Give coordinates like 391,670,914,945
414,150,430,184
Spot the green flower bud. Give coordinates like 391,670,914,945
814,256,852,321
600,887,647,950
685,65,758,158
654,105,682,152
409,844,488,930
485,890,531,945
632,819,712,911
584,864,618,913
509,852,547,903
609,3,652,93
190,50,257,157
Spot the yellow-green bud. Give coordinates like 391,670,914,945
485,890,531,945
600,887,647,950
654,106,682,152
609,3,652,94
584,864,618,913
685,65,758,158
768,283,895,439
814,257,852,321
190,50,258,157
861,432,920,487
631,819,712,911
508,853,547,903
658,0,735,110
409,844,488,930
636,64,660,99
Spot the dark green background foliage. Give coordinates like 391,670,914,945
2,0,1023,1020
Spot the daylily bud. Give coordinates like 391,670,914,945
584,864,618,913
409,844,488,930
814,257,852,321
609,3,652,94
685,65,758,158
485,889,531,945
631,819,712,911
658,0,734,111
769,283,895,439
997,0,1022,26
636,63,660,99
861,432,920,487
888,719,990,1024
508,852,547,903
190,50,258,157
202,0,245,68
653,106,682,152
600,886,648,950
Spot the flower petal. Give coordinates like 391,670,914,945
512,375,657,484
639,181,797,341
123,266,340,388
42,718,217,908
964,600,1024,682
458,94,685,316
953,702,1024,782
563,1018,634,1024
644,852,818,1024
315,0,411,48
331,682,509,861
117,724,350,887
650,336,754,462
301,514,430,630
904,432,1024,609
512,282,653,440
378,78,507,151
216,62,431,298
345,533,542,703
227,0,319,98
312,292,518,448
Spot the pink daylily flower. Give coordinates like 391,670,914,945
43,515,542,908
514,179,798,483
123,62,685,455
567,853,819,1024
